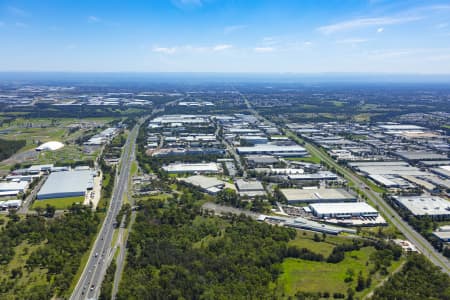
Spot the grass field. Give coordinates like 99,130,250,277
32,196,85,210
287,231,351,257
277,239,405,299
278,247,371,297
286,156,321,164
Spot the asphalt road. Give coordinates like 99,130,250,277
18,174,47,214
238,89,450,275
70,123,139,300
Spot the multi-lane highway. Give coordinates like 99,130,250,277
239,89,450,275
71,122,139,300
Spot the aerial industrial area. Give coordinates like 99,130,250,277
0,79,449,300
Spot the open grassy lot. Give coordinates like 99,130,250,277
32,196,85,210
0,117,116,168
286,155,321,164
277,245,404,299
287,231,351,257
36,144,99,165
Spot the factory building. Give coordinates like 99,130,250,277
393,196,450,218
179,175,228,194
162,163,220,174
235,179,266,197
236,144,308,157
288,171,338,181
0,181,29,193
280,188,356,204
309,202,379,219
37,170,94,200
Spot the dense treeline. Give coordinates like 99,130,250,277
372,254,450,300
117,196,297,299
2,104,149,119
0,205,100,299
0,138,26,161
99,259,117,300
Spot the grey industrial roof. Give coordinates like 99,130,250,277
235,179,264,191
237,144,307,154
37,170,93,198
394,196,450,216
180,175,225,190
395,151,448,161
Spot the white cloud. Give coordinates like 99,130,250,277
317,16,420,34
224,25,246,34
303,41,313,46
152,44,233,54
336,38,368,44
153,47,177,54
212,44,232,51
436,23,448,29
88,16,101,23
254,47,274,53
377,27,384,33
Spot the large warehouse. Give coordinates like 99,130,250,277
393,196,450,218
37,170,94,200
309,202,379,218
162,163,219,174
236,144,308,157
280,188,356,204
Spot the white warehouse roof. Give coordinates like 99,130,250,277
393,196,450,216
162,163,219,174
309,202,378,216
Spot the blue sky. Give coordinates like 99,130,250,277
0,0,450,73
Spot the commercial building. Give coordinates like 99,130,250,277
393,196,450,218
239,135,268,145
280,188,356,204
309,202,379,218
179,175,226,194
235,179,266,197
37,170,94,200
162,163,220,174
395,151,448,162
288,171,338,181
0,199,22,210
433,226,450,242
0,181,28,193
259,215,356,235
236,144,308,157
